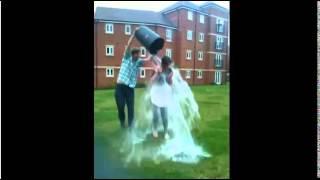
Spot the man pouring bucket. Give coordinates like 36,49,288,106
115,26,168,132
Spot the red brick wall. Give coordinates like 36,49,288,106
96,68,119,88
94,23,97,88
177,9,196,70
194,11,208,71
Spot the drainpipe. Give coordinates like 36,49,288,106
95,21,98,89
192,12,197,85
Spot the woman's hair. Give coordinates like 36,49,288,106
161,56,172,66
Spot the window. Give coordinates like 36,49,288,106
140,68,145,78
166,29,172,42
185,70,191,79
186,50,192,60
199,32,204,42
106,67,114,77
215,53,223,67
187,11,193,21
125,24,131,35
187,30,193,41
214,71,222,85
140,47,146,57
105,23,113,34
215,35,224,50
198,51,203,61
216,18,224,33
105,45,114,56
166,49,172,58
200,15,205,24
197,70,203,79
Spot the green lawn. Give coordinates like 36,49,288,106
94,84,229,179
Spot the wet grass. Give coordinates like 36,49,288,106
94,84,229,179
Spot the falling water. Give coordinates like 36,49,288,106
120,67,211,166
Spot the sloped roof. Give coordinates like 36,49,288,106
160,1,201,13
200,2,228,12
160,1,228,13
95,7,176,27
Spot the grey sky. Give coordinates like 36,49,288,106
94,1,229,13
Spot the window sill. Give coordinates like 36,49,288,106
105,32,114,34
106,55,114,56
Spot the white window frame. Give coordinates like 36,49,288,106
197,70,203,79
187,30,193,41
166,48,172,58
105,45,114,56
200,15,205,24
216,35,224,50
198,51,203,61
186,50,192,60
187,11,193,21
216,18,224,33
185,70,191,79
140,68,145,78
140,47,146,57
199,32,204,42
214,71,222,85
166,29,172,42
105,23,114,34
106,67,114,77
216,53,223,67
124,24,131,35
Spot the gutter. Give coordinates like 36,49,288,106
95,19,177,30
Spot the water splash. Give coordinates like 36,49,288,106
120,67,211,165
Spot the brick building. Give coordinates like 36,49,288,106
94,1,229,88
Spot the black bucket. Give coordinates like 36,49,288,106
135,26,165,55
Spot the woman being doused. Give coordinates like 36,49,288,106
149,55,173,139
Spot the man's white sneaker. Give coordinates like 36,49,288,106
152,130,158,138
164,133,170,140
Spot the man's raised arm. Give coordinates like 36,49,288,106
123,27,140,59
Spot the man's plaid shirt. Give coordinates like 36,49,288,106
117,48,144,88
